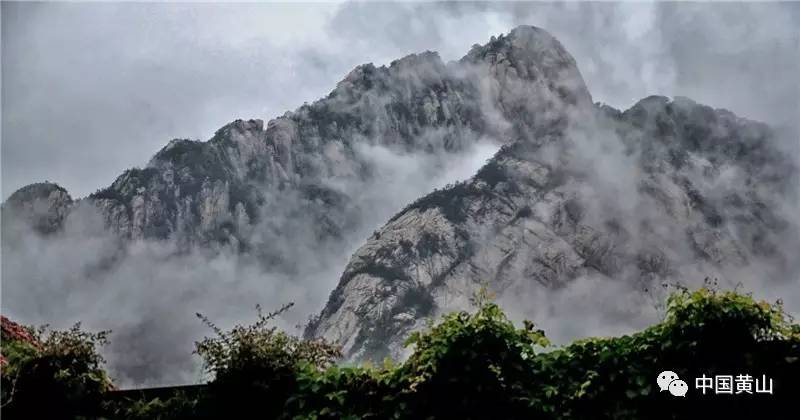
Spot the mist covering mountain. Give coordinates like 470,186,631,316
307,91,799,360
3,25,799,386
3,25,585,386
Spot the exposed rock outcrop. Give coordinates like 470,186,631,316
2,182,73,234
306,94,798,360
5,26,592,272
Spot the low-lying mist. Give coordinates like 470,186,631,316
1,140,498,387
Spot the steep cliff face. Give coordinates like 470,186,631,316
306,94,798,360
2,27,602,385
6,26,591,270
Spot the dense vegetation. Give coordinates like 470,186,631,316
2,286,798,419
1,318,112,419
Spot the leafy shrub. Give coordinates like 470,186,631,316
193,303,342,419
104,390,202,420
524,287,800,419
396,293,550,418
1,321,112,419
9,286,799,419
166,287,800,419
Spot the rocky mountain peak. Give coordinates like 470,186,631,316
4,181,70,202
2,182,73,234
388,51,446,79
306,92,798,360
213,118,265,140
3,25,607,266
336,63,379,91
390,51,443,68
465,25,592,109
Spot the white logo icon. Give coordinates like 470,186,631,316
657,370,687,397
668,379,688,397
657,371,680,391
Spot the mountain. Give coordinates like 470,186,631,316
2,182,73,235
306,95,799,360
4,25,798,382
4,26,590,274
2,26,600,384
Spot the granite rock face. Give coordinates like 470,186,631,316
2,182,74,235
6,26,591,272
306,94,798,361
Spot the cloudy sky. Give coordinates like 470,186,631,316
2,1,799,387
2,1,799,200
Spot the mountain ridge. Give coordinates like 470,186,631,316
305,93,798,360
3,25,601,384
4,25,592,265
4,25,797,384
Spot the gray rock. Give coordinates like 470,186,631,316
6,25,592,273
2,182,73,234
306,94,799,361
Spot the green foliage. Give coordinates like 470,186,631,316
10,286,799,419
1,323,112,419
389,180,495,224
474,159,509,187
90,168,160,203
103,390,202,420
192,303,342,419
396,283,436,317
389,181,471,223
195,303,341,379
115,286,798,419
154,140,231,199
523,287,800,419
396,295,551,418
388,155,519,225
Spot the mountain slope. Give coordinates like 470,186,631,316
306,94,799,360
6,26,591,272
2,26,598,385
6,24,797,383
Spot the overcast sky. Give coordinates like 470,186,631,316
3,1,799,200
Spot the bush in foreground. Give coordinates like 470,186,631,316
111,287,799,419
193,302,342,418
1,318,112,419
4,287,799,419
